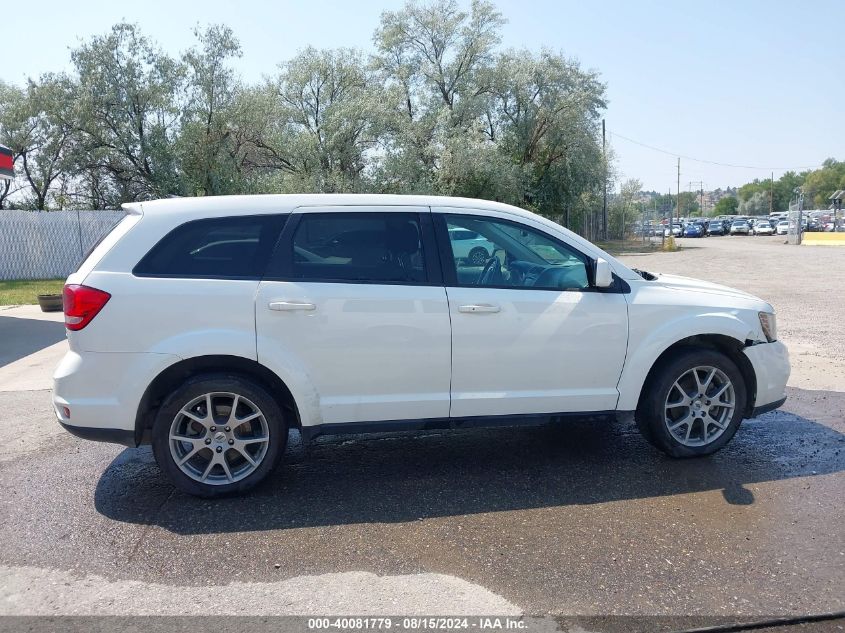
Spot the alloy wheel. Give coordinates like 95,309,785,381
168,392,270,485
663,366,735,447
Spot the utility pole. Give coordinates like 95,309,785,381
602,119,607,240
676,158,681,222
621,184,626,241
641,202,646,244
770,172,774,215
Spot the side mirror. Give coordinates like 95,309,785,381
594,258,613,288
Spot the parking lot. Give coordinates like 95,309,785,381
0,236,843,620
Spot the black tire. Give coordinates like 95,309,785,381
151,373,287,498
468,247,489,266
635,348,747,458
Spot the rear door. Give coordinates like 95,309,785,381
255,206,451,427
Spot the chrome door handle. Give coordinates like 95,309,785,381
268,300,316,312
458,304,500,314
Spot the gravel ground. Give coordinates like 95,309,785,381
0,236,842,624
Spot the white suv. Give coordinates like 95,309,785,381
447,227,496,265
54,194,790,497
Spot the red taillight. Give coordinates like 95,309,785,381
63,284,111,331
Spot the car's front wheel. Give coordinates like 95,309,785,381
636,348,747,457
151,374,287,497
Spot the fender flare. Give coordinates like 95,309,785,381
616,313,756,411
135,330,320,443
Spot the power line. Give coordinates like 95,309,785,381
608,130,820,171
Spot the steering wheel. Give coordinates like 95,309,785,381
478,256,503,285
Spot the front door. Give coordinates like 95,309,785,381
434,209,629,418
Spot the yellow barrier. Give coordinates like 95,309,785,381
802,232,845,246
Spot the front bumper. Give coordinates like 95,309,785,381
752,395,787,418
743,340,790,415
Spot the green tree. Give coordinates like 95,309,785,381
179,25,244,196
0,6,615,239
608,178,641,239
739,190,769,215
373,0,505,192
488,49,606,221
0,76,76,209
268,47,384,192
712,196,738,216
71,23,185,203
372,0,607,228
0,81,25,208
677,191,700,217
802,159,845,208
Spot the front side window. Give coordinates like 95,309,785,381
134,215,286,278
290,213,427,283
442,214,589,290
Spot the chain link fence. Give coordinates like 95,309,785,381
0,210,124,280
625,207,672,246
787,204,802,244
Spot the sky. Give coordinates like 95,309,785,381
3,0,843,193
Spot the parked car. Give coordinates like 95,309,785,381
776,220,790,235
447,227,496,265
753,222,774,236
806,219,823,232
664,223,683,237
707,221,725,236
54,194,789,497
683,223,705,237
729,220,750,235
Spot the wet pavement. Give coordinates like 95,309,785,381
1,385,842,617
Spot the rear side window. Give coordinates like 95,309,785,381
134,215,287,279
288,213,427,283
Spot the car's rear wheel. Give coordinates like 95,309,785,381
151,374,287,497
636,348,747,457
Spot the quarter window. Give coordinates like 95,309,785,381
290,213,427,283
442,214,590,290
133,215,286,278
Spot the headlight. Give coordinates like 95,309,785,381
759,312,777,342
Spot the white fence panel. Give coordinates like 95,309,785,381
0,210,124,280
